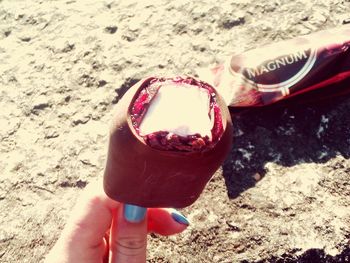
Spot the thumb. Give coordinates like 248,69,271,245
148,208,189,236
109,204,147,263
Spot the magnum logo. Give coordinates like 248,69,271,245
230,48,317,95
245,50,308,78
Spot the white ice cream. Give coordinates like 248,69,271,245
139,83,213,139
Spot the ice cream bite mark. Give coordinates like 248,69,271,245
129,77,225,152
139,83,212,139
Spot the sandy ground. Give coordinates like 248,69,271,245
0,0,349,262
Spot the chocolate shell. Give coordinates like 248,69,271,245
103,77,233,208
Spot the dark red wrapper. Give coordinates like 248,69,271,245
198,25,350,109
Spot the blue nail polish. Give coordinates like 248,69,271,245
171,212,189,226
124,204,147,223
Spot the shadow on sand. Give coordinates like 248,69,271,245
222,92,350,199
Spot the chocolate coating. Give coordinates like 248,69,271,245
103,77,233,208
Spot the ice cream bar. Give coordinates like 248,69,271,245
198,25,350,109
103,76,232,208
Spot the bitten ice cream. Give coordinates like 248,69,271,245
103,77,233,208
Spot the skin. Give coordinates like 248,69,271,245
45,181,188,263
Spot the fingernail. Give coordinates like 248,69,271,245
171,211,189,226
124,204,147,223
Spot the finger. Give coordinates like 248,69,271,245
59,181,119,259
109,205,148,263
147,208,189,236
103,233,110,263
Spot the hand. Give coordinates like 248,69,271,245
45,181,189,263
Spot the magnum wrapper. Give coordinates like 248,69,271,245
199,25,350,108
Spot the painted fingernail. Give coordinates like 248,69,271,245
124,204,147,223
171,211,189,226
